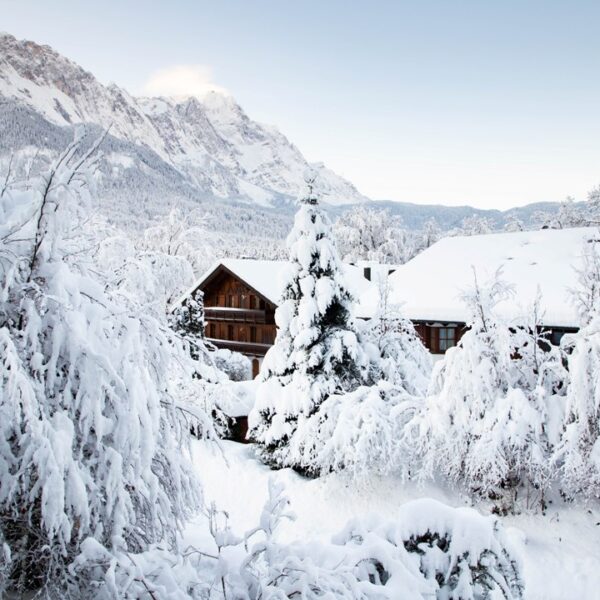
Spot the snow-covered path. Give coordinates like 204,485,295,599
185,440,600,600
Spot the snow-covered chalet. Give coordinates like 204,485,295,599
357,226,596,351
177,227,595,375
176,259,385,378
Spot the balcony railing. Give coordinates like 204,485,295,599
207,337,272,356
205,307,267,323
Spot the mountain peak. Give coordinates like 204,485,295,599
0,31,368,208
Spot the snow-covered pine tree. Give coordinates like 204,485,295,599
170,290,210,361
413,270,565,512
0,134,209,597
249,172,370,471
556,240,600,499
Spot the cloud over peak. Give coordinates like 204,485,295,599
140,64,228,99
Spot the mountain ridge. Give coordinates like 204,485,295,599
0,31,563,234
0,31,367,210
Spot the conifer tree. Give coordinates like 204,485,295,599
170,290,209,361
249,172,369,470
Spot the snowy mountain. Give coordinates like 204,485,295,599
0,32,367,214
0,32,566,236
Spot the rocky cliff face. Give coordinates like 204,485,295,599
0,32,367,209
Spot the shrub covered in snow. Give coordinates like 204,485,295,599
0,135,212,597
335,498,524,600
413,271,567,513
191,481,524,599
289,382,419,479
361,273,432,396
557,315,600,499
556,240,600,499
249,173,370,471
213,347,252,381
97,228,195,317
333,204,410,264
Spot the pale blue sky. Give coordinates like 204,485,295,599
2,0,600,208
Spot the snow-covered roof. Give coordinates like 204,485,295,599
358,227,599,328
177,258,375,308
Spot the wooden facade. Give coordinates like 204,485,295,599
196,266,278,378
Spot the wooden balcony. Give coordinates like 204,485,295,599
207,337,271,357
205,307,267,323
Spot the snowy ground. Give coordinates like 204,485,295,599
184,439,600,600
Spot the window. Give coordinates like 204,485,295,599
551,328,566,346
227,325,234,341
549,328,578,347
363,267,371,281
208,323,216,338
249,295,256,309
250,326,257,343
259,299,266,310
226,295,234,307
438,327,456,352
238,294,244,308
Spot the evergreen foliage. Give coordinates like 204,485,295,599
249,174,370,471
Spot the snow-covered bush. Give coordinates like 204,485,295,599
556,240,600,499
413,271,567,513
292,382,419,479
249,173,370,471
198,481,524,599
334,498,524,600
70,539,211,600
557,315,600,499
141,205,212,275
334,205,411,264
0,135,211,597
97,232,232,388
169,291,228,383
361,274,432,396
213,348,252,381
97,229,195,316
458,214,495,236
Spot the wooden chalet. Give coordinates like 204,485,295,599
178,259,383,378
194,261,279,378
